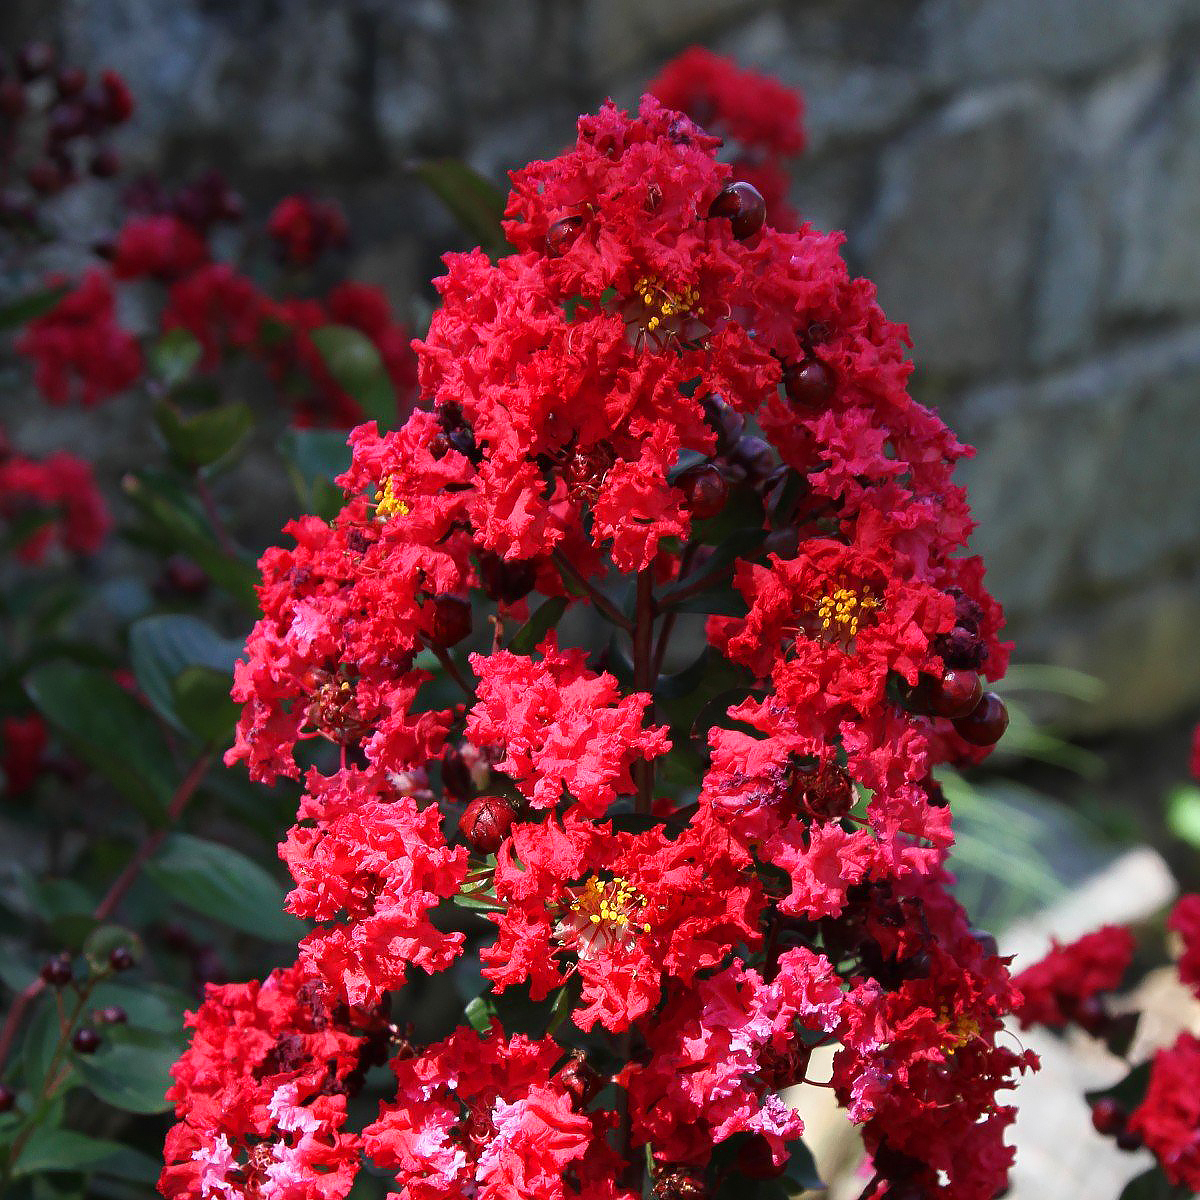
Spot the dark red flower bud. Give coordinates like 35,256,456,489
970,927,998,957
700,394,745,453
952,692,1009,746
783,358,836,410
430,594,472,648
735,1135,786,1179
729,435,774,486
930,668,983,719
155,555,210,599
1070,993,1112,1037
40,955,72,987
95,1005,127,1025
0,1085,15,1113
923,777,949,808
99,70,134,124
1115,1128,1144,1152
1090,1097,1126,1136
478,551,538,604
71,1027,101,1055
55,67,87,99
677,463,728,519
708,181,766,240
545,215,584,256
89,147,121,179
108,945,135,971
0,80,27,119
555,1050,602,1107
16,43,56,83
458,795,515,855
26,160,64,196
441,743,475,803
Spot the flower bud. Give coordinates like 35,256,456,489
735,1135,786,1179
0,1085,15,1113
555,1050,602,1107
71,1028,101,1055
55,67,87,99
708,181,765,240
458,795,515,855
700,394,744,453
108,945,135,971
546,215,584,256
441,743,476,803
929,668,983,719
952,692,1008,746
95,1005,127,1025
430,594,472,648
40,954,72,987
676,463,728,519
16,43,56,82
1091,1097,1126,1136
783,358,835,410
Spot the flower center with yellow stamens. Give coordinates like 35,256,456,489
374,475,409,520
938,1006,982,1051
555,874,651,960
815,586,880,642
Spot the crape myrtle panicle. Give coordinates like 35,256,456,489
165,90,1032,1200
1012,730,1200,1190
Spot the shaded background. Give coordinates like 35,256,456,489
3,0,1198,780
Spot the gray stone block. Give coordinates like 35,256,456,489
859,86,1049,375
920,0,1196,85
1109,69,1200,316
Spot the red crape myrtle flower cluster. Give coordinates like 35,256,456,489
162,95,1032,1200
13,161,416,427
1012,732,1200,1191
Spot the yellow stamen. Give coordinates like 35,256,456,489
374,475,410,521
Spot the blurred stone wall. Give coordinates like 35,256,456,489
5,0,1200,733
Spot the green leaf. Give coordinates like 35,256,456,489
154,400,253,468
173,665,239,746
1166,784,1200,850
75,1029,177,1114
86,981,191,1036
507,597,567,655
1117,1168,1175,1199
12,1128,137,1177
463,984,560,1037
122,470,258,608
144,833,304,942
414,158,508,257
278,428,351,519
310,325,396,428
129,614,241,736
0,285,67,331
24,662,176,822
22,999,63,1092
149,328,203,388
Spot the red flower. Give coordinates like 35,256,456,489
1169,893,1200,999
268,195,349,267
159,963,378,1200
162,263,268,368
111,214,209,281
281,767,468,1007
466,637,670,818
1130,1032,1200,1189
1011,925,1134,1029
15,271,142,406
363,1026,612,1200
1,715,48,795
0,448,110,562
